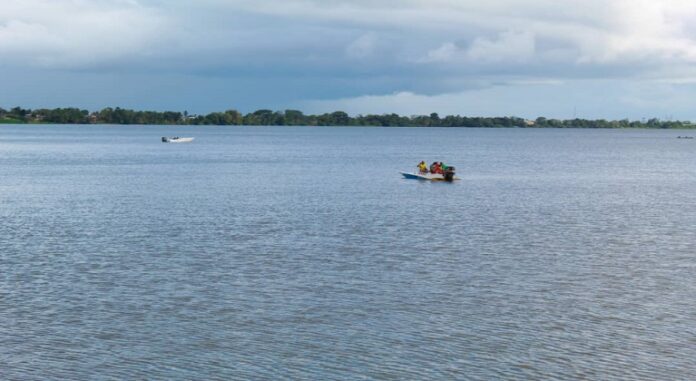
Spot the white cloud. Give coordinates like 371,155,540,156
422,30,536,64
0,0,169,68
302,79,695,120
467,30,536,63
197,0,696,82
422,42,458,63
346,33,377,59
303,80,567,117
571,0,696,63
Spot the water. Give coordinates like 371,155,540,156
1,125,695,380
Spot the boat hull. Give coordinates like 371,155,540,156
400,172,459,181
162,137,194,143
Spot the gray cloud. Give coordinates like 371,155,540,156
5,0,696,75
3,0,696,118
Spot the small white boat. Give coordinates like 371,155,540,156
401,172,460,182
162,136,194,143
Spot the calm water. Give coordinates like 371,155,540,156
1,125,696,380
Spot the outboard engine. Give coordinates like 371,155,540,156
162,137,168,142
443,166,456,182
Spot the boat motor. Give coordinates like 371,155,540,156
444,167,456,182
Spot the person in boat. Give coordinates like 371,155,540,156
417,161,428,174
440,162,448,172
430,162,437,173
432,162,442,174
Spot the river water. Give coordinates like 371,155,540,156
1,125,695,380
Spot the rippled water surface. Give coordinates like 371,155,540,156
1,125,696,380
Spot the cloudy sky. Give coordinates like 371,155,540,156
2,0,696,119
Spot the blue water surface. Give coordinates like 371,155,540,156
1,125,696,380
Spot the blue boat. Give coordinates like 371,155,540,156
400,171,459,182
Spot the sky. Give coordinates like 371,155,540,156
2,0,696,119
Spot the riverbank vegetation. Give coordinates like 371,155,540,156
1,106,694,129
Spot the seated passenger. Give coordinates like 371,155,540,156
417,161,428,173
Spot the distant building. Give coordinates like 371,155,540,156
524,119,536,126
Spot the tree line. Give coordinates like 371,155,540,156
1,106,694,129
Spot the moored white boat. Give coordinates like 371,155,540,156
162,136,194,143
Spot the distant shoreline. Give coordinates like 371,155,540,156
2,107,695,129
4,123,696,130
